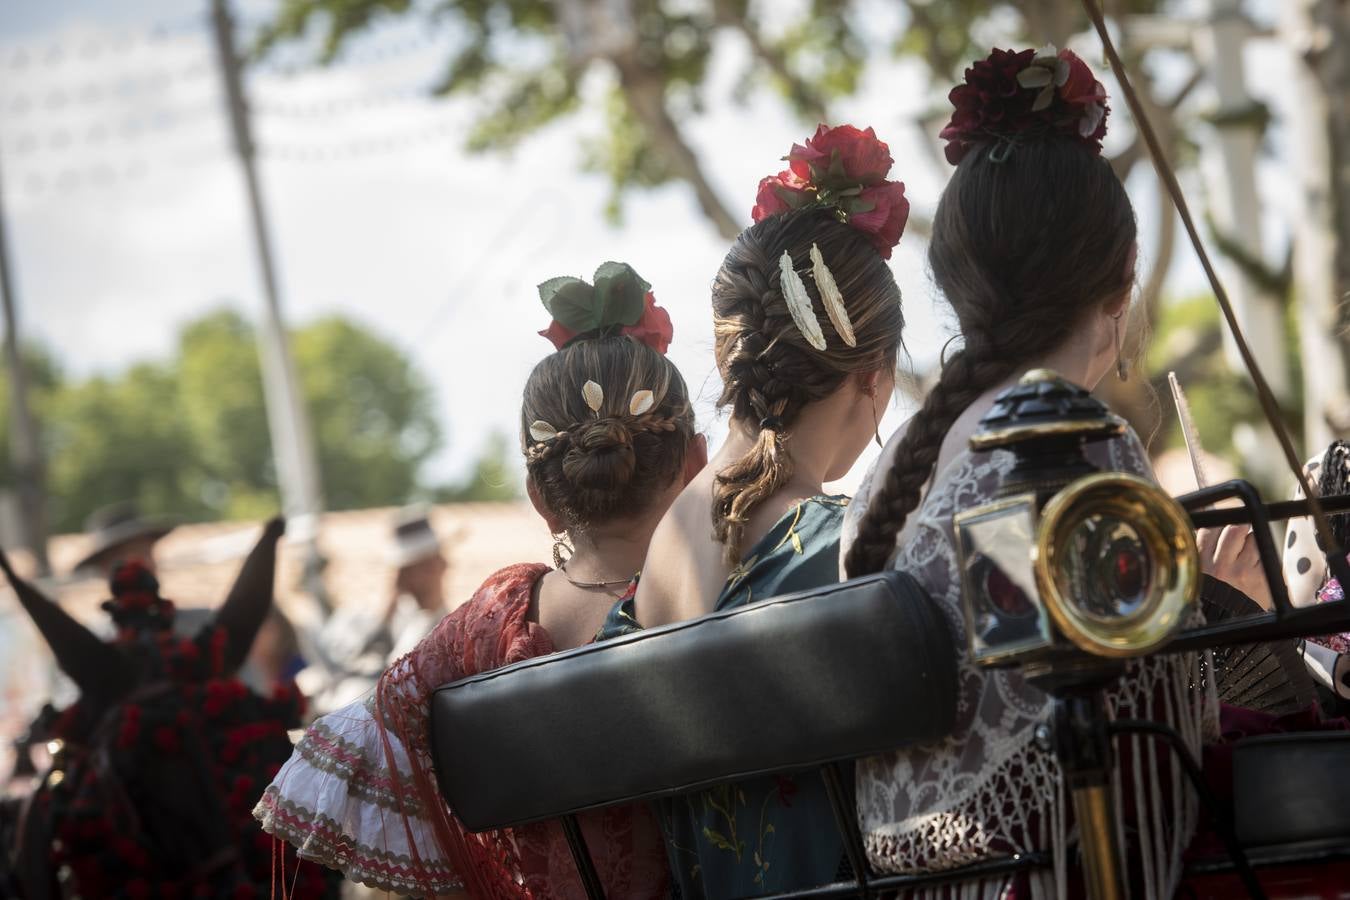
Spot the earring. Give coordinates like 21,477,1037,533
870,389,883,449
939,334,960,368
1113,311,1129,382
551,533,572,569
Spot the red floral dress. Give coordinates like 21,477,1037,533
254,563,671,898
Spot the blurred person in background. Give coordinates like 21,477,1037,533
70,503,175,578
256,264,698,899
296,506,449,713
239,606,308,696
72,503,230,642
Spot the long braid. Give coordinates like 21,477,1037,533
710,208,905,566
711,238,835,565
846,140,1137,577
845,342,1015,577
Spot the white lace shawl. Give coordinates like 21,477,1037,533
840,430,1219,900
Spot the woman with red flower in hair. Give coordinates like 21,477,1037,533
840,47,1276,898
598,124,909,897
255,264,703,899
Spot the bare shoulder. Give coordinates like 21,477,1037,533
634,472,729,627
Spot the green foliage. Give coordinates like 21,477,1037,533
177,311,273,494
294,316,441,510
4,311,443,533
0,346,62,486
44,364,212,530
582,86,674,224
1147,295,1265,457
895,0,1166,80
255,0,872,226
432,432,521,502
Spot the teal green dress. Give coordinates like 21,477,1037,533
598,495,850,899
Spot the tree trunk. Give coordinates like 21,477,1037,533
613,58,742,239
1282,0,1350,448
557,0,740,239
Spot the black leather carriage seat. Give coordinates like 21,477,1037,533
1233,732,1350,855
429,570,958,833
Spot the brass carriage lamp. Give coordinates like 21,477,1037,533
955,370,1200,669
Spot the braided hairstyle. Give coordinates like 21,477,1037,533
845,138,1137,577
523,333,694,531
712,208,904,565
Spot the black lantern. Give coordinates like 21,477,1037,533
955,370,1199,669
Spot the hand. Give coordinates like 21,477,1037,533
1198,525,1276,610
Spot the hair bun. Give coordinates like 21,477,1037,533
562,418,637,491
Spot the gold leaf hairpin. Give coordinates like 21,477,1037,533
529,420,559,442
582,380,605,413
810,243,855,348
778,251,827,351
629,389,655,415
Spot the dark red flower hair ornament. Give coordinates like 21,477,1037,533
751,124,909,260
538,261,673,354
940,45,1109,166
102,560,176,631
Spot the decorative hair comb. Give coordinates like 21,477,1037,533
527,379,665,461
538,261,673,354
751,125,903,350
940,45,1109,166
751,124,909,261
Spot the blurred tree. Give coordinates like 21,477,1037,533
257,0,1337,465
1281,0,1350,448
432,431,522,503
255,0,867,237
43,363,212,531
23,311,442,532
176,310,275,517
293,316,442,510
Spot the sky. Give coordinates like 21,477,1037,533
0,0,1300,504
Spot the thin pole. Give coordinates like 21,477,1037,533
1079,0,1344,561
209,0,329,610
0,148,50,577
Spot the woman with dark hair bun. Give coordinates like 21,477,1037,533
604,125,909,897
841,48,1259,898
255,264,702,899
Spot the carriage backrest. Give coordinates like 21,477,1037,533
430,570,958,832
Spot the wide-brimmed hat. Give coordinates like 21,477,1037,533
72,503,176,574
387,505,442,568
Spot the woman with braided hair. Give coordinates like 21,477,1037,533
255,263,702,899
599,125,909,897
839,48,1267,898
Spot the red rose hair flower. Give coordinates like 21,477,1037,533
750,124,909,259
940,46,1109,165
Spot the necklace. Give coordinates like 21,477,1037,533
559,561,633,597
